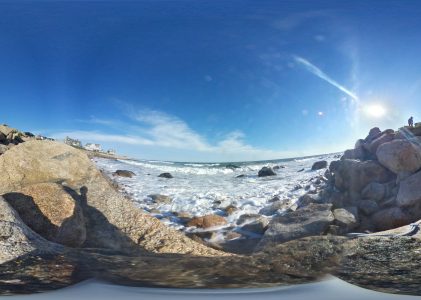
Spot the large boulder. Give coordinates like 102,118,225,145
256,203,334,249
376,139,421,174
158,172,173,178
361,182,386,201
311,160,327,170
334,159,394,193
371,207,412,231
3,183,86,247
333,207,359,232
364,127,382,143
0,196,63,264
0,141,228,256
367,131,395,154
258,167,276,177
396,170,421,207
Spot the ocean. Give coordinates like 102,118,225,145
93,153,340,242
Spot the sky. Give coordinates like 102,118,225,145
1,0,421,162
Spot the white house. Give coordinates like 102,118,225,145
64,136,82,147
85,143,102,152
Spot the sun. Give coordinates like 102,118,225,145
363,103,387,118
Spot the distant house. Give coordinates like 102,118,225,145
107,149,116,155
85,143,102,152
64,136,82,148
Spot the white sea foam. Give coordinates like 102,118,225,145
93,155,339,234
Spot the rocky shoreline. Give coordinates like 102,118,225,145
1,124,421,295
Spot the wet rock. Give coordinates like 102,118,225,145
236,213,262,225
225,164,240,169
333,207,359,232
297,168,304,172
223,205,237,215
257,203,334,249
372,207,411,231
358,200,379,215
259,200,292,215
258,167,276,177
334,159,394,193
361,182,386,201
148,194,172,204
311,160,327,170
186,215,227,229
236,174,246,178
112,170,135,178
240,218,269,235
273,165,285,170
376,139,421,174
3,183,86,248
158,172,173,178
396,170,421,207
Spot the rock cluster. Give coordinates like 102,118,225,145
0,124,37,155
257,125,421,250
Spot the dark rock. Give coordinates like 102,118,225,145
333,207,359,232
113,170,135,178
225,164,240,169
372,207,412,231
236,214,262,225
358,200,379,215
361,182,386,201
240,218,269,235
258,167,276,177
334,159,394,193
158,172,173,178
297,168,304,172
311,160,327,170
256,203,334,249
329,160,340,172
273,165,285,170
364,127,382,143
367,132,395,154
223,205,237,215
236,174,246,178
396,170,421,207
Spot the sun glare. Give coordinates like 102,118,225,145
363,104,387,118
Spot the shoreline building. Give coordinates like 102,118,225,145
85,143,102,152
64,136,82,148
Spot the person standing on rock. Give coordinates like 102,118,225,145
408,116,414,127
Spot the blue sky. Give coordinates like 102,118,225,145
1,0,421,162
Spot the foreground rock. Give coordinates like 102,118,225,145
0,141,226,257
3,183,86,247
396,170,421,207
0,196,63,264
256,203,334,250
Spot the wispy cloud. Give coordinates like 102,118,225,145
50,109,301,161
50,130,154,145
293,55,358,100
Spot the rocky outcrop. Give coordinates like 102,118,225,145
113,170,135,178
258,167,276,177
333,207,359,232
0,140,227,257
3,183,86,247
256,203,334,249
